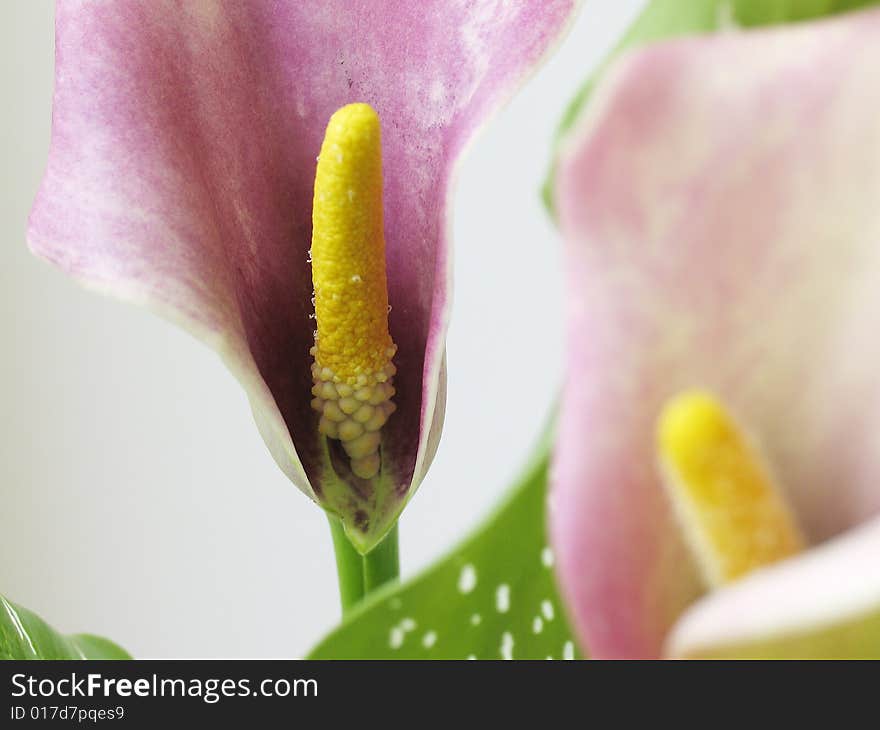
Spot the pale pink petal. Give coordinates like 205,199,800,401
552,8,880,658
668,516,880,658
29,0,577,544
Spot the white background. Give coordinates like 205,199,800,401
0,0,644,657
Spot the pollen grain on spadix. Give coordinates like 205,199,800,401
657,390,804,588
309,103,397,480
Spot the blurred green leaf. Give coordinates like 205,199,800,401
309,425,582,660
543,0,880,213
0,595,130,659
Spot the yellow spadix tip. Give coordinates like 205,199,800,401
311,102,392,380
657,390,803,587
309,103,397,480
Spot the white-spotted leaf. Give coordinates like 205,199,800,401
308,428,583,659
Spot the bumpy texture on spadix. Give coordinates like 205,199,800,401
310,104,397,479
658,391,804,587
27,0,578,552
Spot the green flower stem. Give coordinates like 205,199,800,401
328,515,365,614
362,523,399,594
328,517,400,614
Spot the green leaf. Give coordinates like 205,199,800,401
543,0,880,213
308,424,582,660
0,595,130,659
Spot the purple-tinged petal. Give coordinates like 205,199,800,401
668,517,880,658
551,7,880,658
29,1,578,539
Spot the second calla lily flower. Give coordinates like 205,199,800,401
28,0,577,552
552,6,880,658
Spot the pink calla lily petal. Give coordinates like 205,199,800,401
29,0,577,547
668,516,880,658
551,7,880,658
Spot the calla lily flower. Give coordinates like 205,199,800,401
551,7,880,658
28,0,577,552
